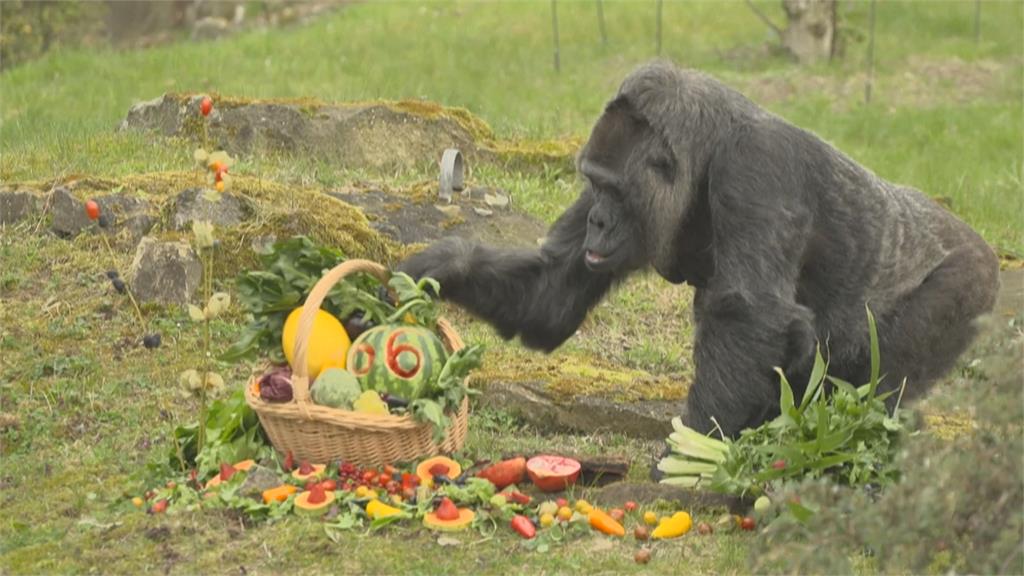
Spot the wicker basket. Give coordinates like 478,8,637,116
244,259,470,467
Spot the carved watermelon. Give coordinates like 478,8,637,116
346,324,448,400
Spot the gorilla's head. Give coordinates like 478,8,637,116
577,62,760,282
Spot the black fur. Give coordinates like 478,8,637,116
399,61,1000,438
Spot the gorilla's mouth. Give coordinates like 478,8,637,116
584,250,615,272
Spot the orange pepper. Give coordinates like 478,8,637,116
262,484,297,504
588,508,625,537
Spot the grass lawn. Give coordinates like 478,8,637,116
1,1,1022,573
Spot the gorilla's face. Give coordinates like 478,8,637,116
578,99,684,277
580,164,644,273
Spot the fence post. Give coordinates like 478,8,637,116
655,0,664,56
864,0,877,104
552,0,561,73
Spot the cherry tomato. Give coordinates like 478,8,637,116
740,516,756,531
151,499,168,514
362,470,376,484
697,521,713,535
378,473,393,486
624,501,638,512
635,548,652,565
383,464,397,476
609,508,625,522
200,96,213,116
85,200,100,221
321,479,337,491
556,497,568,508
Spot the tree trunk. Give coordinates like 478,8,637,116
781,0,837,64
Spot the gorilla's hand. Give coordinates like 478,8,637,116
395,237,474,299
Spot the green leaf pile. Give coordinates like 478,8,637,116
658,306,911,498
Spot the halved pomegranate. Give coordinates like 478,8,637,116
526,455,581,492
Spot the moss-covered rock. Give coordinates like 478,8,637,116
7,171,403,279
118,93,579,175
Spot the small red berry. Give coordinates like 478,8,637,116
321,479,337,491
200,96,213,117
740,516,756,531
556,498,568,508
85,200,100,221
624,500,638,512
772,459,787,470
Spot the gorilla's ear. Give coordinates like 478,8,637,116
580,98,650,175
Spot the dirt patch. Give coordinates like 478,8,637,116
738,56,1018,110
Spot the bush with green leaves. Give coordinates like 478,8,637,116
748,312,1023,574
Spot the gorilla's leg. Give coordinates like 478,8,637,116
684,291,817,437
860,245,998,401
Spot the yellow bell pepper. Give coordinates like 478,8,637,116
366,498,403,519
652,511,692,539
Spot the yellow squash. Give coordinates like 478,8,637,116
281,307,351,379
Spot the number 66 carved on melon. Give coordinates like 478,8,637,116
287,261,464,406
347,324,448,400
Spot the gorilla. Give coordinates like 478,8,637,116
399,61,1000,438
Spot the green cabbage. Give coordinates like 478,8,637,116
311,368,362,409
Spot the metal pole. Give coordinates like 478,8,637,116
865,0,877,104
596,0,608,48
974,0,981,44
551,0,561,73
656,0,664,56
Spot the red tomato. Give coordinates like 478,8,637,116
609,508,625,522
362,470,376,484
321,479,337,491
378,473,393,486
740,516,756,531
85,200,100,221
383,464,397,476
624,501,638,512
556,497,569,508
200,96,213,117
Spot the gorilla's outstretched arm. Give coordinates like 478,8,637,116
397,191,619,352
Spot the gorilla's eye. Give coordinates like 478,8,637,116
649,155,676,182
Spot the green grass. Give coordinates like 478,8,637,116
2,1,1022,251
1,1,1022,573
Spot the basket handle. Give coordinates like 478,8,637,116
290,259,466,406
291,260,389,404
